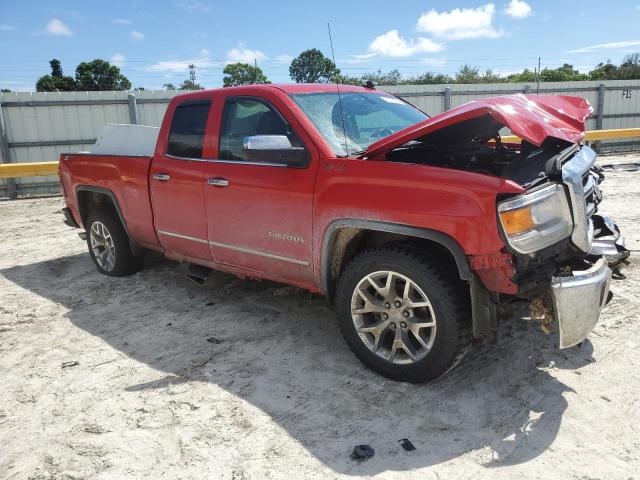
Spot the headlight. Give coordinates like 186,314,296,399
498,184,573,254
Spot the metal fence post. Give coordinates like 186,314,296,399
0,97,17,199
128,93,139,125
444,87,451,112
595,83,606,152
525,84,532,94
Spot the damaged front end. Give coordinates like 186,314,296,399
366,94,630,348
500,145,629,348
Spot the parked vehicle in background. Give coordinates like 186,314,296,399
58,83,629,382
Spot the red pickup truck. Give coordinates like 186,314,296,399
59,83,628,382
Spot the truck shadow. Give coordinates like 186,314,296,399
1,252,595,475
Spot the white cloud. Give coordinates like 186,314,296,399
274,54,293,64
0,24,16,31
226,45,267,64
505,0,532,18
46,18,73,37
147,54,218,72
112,18,132,25
366,30,443,57
111,53,126,66
130,30,145,40
416,4,502,40
566,40,640,53
176,1,212,13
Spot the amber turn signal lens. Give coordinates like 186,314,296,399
500,207,535,235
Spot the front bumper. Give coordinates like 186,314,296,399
551,257,612,349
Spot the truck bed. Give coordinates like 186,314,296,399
59,152,159,249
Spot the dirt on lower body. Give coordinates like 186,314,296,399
1,155,639,479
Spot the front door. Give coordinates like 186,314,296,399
150,99,213,261
203,95,317,284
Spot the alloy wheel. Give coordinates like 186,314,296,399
350,270,437,364
90,221,116,272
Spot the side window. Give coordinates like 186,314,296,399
167,100,211,159
219,98,305,162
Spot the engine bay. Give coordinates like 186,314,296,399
386,114,575,188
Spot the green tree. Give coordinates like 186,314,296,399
50,59,63,78
1,89,10,93
289,48,340,83
163,83,176,90
223,62,270,87
588,61,619,80
75,59,131,91
360,69,402,86
540,63,588,82
481,69,502,83
36,59,77,92
455,65,481,83
619,52,640,79
178,79,203,90
505,68,537,83
406,72,452,85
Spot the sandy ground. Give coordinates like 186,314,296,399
1,155,639,480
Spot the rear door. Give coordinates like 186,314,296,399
203,93,318,284
150,98,213,260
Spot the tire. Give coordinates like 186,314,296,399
335,245,471,383
85,209,142,277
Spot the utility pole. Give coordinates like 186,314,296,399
188,64,196,88
254,58,257,84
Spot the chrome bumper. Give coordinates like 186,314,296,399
551,258,612,349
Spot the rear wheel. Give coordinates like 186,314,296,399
86,209,142,277
335,246,471,383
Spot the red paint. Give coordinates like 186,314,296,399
366,94,592,157
59,84,591,295
469,251,517,294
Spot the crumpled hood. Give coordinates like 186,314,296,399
365,94,593,158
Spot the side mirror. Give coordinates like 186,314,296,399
242,135,309,167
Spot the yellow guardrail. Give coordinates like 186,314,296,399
500,127,640,144
1,128,639,179
0,161,59,179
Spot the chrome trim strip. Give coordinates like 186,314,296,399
208,240,310,266
165,154,212,163
562,145,597,253
157,230,209,244
209,159,288,168
164,153,287,168
157,230,309,266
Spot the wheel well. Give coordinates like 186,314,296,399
76,190,117,225
76,188,140,254
326,228,464,300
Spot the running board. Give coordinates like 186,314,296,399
183,263,211,286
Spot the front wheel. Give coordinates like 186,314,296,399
335,246,471,383
86,209,142,277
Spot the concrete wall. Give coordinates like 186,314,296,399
1,80,639,198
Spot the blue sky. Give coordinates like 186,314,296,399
1,0,640,91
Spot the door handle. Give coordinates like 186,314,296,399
207,177,230,187
153,173,171,181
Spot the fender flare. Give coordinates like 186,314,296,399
75,185,135,244
321,219,471,294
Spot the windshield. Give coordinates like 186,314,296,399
290,92,428,157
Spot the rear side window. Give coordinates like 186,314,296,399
167,100,211,158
